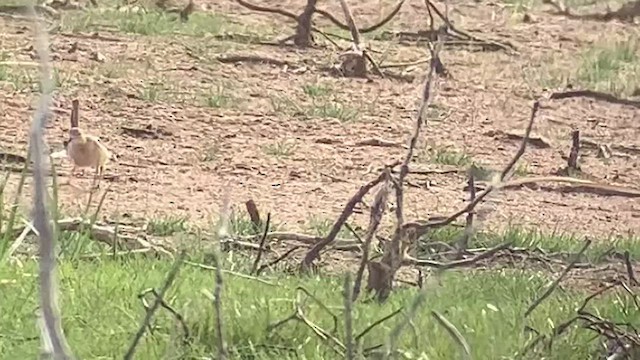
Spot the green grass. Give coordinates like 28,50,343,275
533,36,640,96
422,147,473,167
262,140,298,158
1,256,637,359
203,84,234,108
146,215,189,236
576,38,640,96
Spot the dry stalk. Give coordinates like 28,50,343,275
343,273,355,360
138,288,191,345
210,250,227,359
456,172,476,256
300,169,390,271
124,250,186,360
236,0,318,47
404,101,540,240
267,287,346,356
404,241,512,268
26,2,73,358
623,251,639,286
256,245,301,275
525,239,592,317
549,89,640,108
315,0,406,34
352,170,391,301
431,310,472,360
567,129,580,171
336,0,384,78
424,0,517,53
250,212,271,275
366,29,445,302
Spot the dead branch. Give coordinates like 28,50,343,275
70,99,79,127
13,217,172,255
567,129,580,171
315,0,405,34
475,176,640,198
236,0,325,47
0,152,28,164
268,287,346,356
524,239,592,317
352,171,390,301
124,251,186,360
355,307,403,341
27,2,73,357
366,30,444,301
431,310,472,359
245,199,262,230
215,54,291,67
549,89,640,108
404,101,540,240
424,0,517,53
211,250,227,360
236,0,297,20
250,212,271,275
256,246,301,275
343,273,355,360
138,288,191,345
456,172,476,256
300,169,390,271
334,0,384,78
404,241,512,268
624,251,639,286
184,261,276,286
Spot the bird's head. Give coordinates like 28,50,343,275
69,127,84,139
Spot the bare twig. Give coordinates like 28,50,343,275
405,241,512,268
524,239,592,317
369,27,445,301
315,0,405,34
184,260,276,286
355,307,404,341
138,288,191,345
124,250,186,360
624,251,639,286
27,2,73,358
567,129,580,170
424,0,517,53
343,273,355,360
245,199,262,230
300,170,389,270
387,290,428,356
549,89,640,108
256,246,301,275
250,212,271,275
352,172,390,301
456,172,476,255
431,310,472,360
268,287,346,356
211,250,227,359
405,101,540,239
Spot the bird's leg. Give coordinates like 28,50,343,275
92,164,106,190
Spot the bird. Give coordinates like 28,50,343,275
64,127,112,184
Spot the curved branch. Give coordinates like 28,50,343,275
316,0,405,34
236,0,298,21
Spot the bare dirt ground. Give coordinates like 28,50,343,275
1,0,639,241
